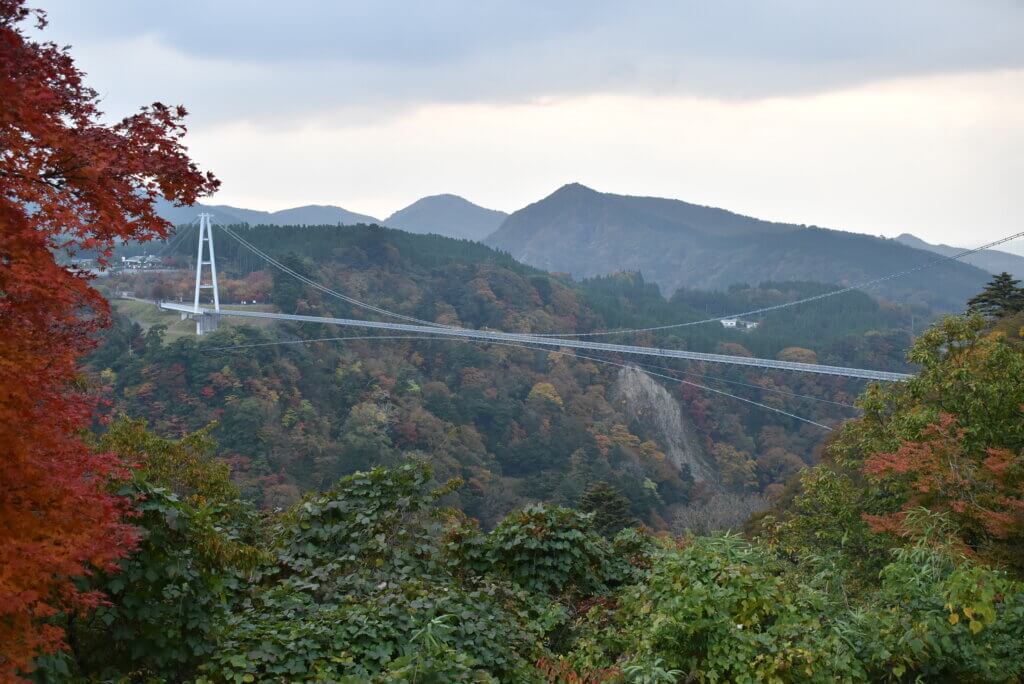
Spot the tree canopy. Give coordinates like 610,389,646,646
0,0,216,675
967,272,1024,319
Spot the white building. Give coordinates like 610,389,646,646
720,318,759,332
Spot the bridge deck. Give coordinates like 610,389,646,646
160,302,912,382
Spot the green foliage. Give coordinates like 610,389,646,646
198,463,547,682
64,481,243,680
611,536,850,682
844,315,1024,464
200,575,543,682
31,430,1024,683
270,252,314,312
967,271,1024,319
271,461,458,579
483,504,616,598
36,419,263,682
765,315,1024,579
580,481,636,537
97,416,239,508
569,529,1024,682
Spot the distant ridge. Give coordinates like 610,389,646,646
154,186,999,312
486,183,991,311
384,194,507,241
895,233,1024,279
154,198,379,226
156,194,508,240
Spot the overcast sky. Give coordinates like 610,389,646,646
34,1,1024,251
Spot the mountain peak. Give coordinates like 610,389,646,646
550,182,600,197
486,187,990,311
384,194,508,241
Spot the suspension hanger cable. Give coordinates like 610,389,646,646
218,224,453,329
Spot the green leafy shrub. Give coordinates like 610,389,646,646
484,504,615,597
568,525,1024,683
198,463,547,682
612,535,854,682
200,576,544,682
35,419,263,682
270,461,459,583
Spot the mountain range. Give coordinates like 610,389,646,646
485,183,992,312
153,198,378,227
155,194,508,241
156,184,1007,311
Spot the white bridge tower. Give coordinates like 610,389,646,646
192,213,220,335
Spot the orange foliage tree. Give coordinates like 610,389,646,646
863,413,1024,568
0,1,217,676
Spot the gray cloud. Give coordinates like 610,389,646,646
25,0,1024,252
36,0,1024,124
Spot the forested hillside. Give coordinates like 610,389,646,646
487,183,992,311
43,310,1024,682
7,2,1024,680
93,224,913,528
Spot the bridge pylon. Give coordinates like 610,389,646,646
192,213,220,335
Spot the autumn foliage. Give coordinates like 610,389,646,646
0,0,216,676
863,413,1024,568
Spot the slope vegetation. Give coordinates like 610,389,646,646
96,225,912,527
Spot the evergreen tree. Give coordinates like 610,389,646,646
580,481,635,537
270,252,312,311
967,272,1024,319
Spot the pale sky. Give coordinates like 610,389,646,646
34,1,1024,252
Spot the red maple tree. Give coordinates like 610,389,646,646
0,1,218,676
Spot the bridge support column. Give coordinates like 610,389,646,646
192,212,220,335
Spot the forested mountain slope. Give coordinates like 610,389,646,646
65,311,1024,683
94,224,913,526
896,232,1024,279
487,183,991,311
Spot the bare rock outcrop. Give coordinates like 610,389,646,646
612,365,716,485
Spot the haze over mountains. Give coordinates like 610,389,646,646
156,184,1006,311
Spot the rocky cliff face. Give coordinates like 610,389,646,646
612,366,717,486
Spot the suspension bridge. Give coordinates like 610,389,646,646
157,213,916,382
143,213,1024,429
